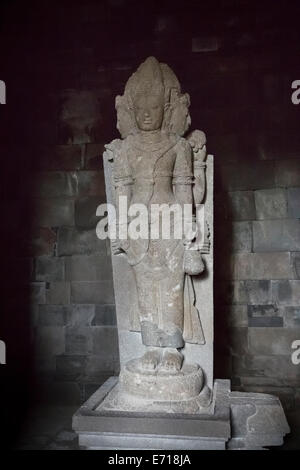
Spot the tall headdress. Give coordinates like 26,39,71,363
115,56,191,138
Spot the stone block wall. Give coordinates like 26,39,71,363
27,142,119,403
215,155,300,411
1,0,300,410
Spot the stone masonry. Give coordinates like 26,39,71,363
2,0,299,414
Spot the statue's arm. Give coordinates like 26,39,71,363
105,139,133,254
187,130,207,205
173,139,205,275
173,139,193,207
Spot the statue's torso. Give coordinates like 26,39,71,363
125,133,179,206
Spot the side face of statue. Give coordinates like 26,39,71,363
105,56,207,376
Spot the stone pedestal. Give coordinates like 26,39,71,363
73,377,290,450
97,360,212,414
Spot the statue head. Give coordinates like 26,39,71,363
116,56,191,137
167,91,191,136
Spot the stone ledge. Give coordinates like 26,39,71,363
72,377,290,450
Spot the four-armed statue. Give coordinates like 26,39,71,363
100,57,212,413
73,57,290,449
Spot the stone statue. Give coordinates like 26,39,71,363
73,58,290,448
102,57,211,412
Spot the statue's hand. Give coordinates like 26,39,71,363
104,139,123,161
183,250,205,275
111,238,130,255
187,130,207,163
111,239,123,255
187,130,206,152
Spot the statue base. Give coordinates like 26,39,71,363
97,360,212,414
72,378,290,450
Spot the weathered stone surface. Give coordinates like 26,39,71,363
227,305,248,327
228,191,256,220
21,227,56,256
288,187,300,218
85,355,119,378
67,304,95,327
257,131,300,161
229,388,291,447
77,171,106,197
248,316,283,327
66,326,93,355
228,327,248,356
254,188,287,219
57,227,107,256
31,172,78,198
59,89,108,144
223,280,271,305
30,304,39,326
284,306,300,327
36,256,65,282
65,255,112,281
75,196,102,229
231,221,252,252
92,305,116,326
33,198,74,227
38,305,69,326
39,381,82,405
101,361,211,414
291,253,300,279
229,252,294,280
272,280,300,306
243,355,300,383
245,280,271,304
253,219,300,251
275,159,300,187
84,143,105,169
71,281,115,304
249,327,300,355
46,282,70,305
30,282,46,305
223,282,248,305
74,379,231,449
36,355,56,373
56,354,86,379
248,304,280,317
35,326,65,357
219,161,275,191
92,327,119,363
36,144,82,170
73,379,289,450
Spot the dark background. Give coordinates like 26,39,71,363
0,0,300,449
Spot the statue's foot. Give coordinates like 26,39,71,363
159,348,183,373
140,348,162,371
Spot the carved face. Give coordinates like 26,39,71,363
133,95,164,131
